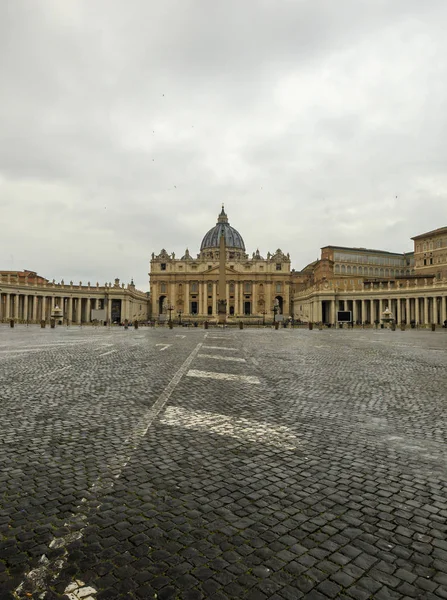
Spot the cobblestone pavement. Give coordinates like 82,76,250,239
0,325,446,600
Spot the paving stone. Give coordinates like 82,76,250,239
1,326,447,599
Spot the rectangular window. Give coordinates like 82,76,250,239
276,264,281,271
161,263,166,271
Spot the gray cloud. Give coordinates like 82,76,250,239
1,0,447,290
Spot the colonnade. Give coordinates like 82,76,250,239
303,294,447,326
0,293,103,323
156,279,287,317
0,292,147,324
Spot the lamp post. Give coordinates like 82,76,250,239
272,304,279,324
178,310,182,326
261,309,267,326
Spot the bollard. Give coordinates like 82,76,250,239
308,323,313,331
134,320,139,329
50,318,55,329
239,321,243,330
204,321,208,329
318,323,323,331
274,322,279,330
391,323,396,331
431,323,436,332
9,319,14,328
400,324,406,331
41,320,46,328
169,321,173,329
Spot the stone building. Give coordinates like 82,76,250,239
292,226,447,327
0,272,148,324
412,226,447,279
149,207,291,321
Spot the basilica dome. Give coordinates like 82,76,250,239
200,206,245,251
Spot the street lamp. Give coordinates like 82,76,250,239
178,310,182,325
272,304,279,324
261,309,267,326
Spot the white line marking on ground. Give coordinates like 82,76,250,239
43,365,72,378
156,344,172,351
207,336,230,339
98,350,117,357
64,580,97,599
187,369,260,384
13,341,204,599
0,349,42,354
198,354,246,362
161,407,299,449
202,345,238,351
175,335,186,338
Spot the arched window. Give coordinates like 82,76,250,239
347,266,351,274
229,283,235,292
352,266,357,275
160,283,167,293
379,268,384,277
341,265,346,274
358,266,362,275
276,283,281,292
335,264,340,274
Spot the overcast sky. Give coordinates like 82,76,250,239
1,0,447,291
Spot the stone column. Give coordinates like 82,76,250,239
330,299,335,324
23,295,28,321
76,298,82,324
185,282,189,315
406,298,411,324
14,295,19,320
423,297,429,325
397,298,402,324
212,282,217,316
433,296,438,324
198,283,203,316
353,299,358,324
31,296,37,322
441,295,447,325
415,297,420,325
5,294,10,320
68,297,73,323
252,283,257,316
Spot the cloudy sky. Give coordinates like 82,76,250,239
1,0,447,291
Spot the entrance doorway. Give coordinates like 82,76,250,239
275,296,283,314
244,301,251,315
191,301,198,315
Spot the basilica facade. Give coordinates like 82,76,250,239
149,207,291,321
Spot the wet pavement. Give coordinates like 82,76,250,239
0,325,446,599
